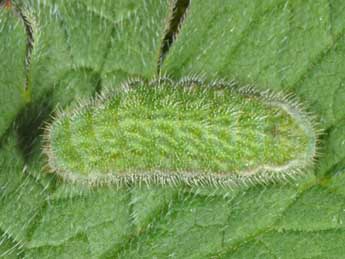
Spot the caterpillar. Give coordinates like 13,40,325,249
43,77,320,188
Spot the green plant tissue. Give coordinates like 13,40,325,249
0,0,345,258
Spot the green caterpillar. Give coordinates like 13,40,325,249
43,77,319,188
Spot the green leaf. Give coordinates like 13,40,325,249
0,9,26,137
1,0,345,258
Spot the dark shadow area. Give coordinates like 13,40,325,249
15,92,55,162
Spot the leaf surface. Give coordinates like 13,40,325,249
1,0,345,258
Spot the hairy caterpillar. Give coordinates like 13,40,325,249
43,77,319,188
